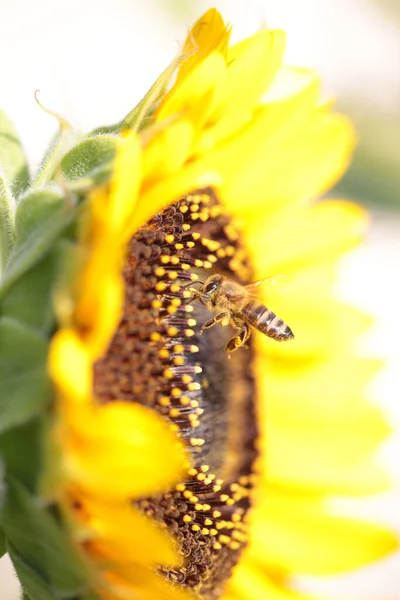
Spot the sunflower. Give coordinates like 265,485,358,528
0,7,397,600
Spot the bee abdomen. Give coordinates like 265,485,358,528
242,301,294,342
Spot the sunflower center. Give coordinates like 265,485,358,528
93,189,258,600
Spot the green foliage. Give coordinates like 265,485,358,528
0,195,76,300
8,543,56,600
0,111,29,198
1,478,88,598
0,99,145,599
1,246,63,333
0,317,51,435
0,418,44,493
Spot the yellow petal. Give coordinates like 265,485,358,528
142,119,193,188
100,565,191,600
263,410,390,497
137,162,222,230
73,244,124,359
157,52,226,126
249,493,398,575
195,64,319,157
257,357,390,495
244,201,367,277
212,29,286,120
256,300,373,361
139,72,320,225
264,66,319,103
49,329,92,402
227,111,355,216
177,8,231,82
76,497,179,567
106,132,142,237
227,563,309,600
61,402,187,499
258,356,384,426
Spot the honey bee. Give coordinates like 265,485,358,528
189,274,294,354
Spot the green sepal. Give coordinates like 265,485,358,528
0,111,29,198
61,135,117,190
90,51,192,136
14,189,65,241
8,541,63,600
0,418,44,493
120,55,183,131
0,317,51,435
1,477,88,598
1,241,67,333
0,168,16,268
32,124,75,190
0,194,76,300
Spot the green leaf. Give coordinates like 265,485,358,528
0,111,29,198
1,242,66,333
0,418,44,493
0,317,51,435
8,542,60,600
1,477,88,598
0,168,16,268
0,197,76,300
61,135,117,189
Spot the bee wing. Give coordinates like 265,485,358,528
245,275,292,297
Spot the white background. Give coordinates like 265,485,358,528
1,0,399,598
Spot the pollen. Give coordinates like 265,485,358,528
155,282,167,292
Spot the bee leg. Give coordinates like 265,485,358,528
183,286,208,306
226,323,250,354
199,312,229,335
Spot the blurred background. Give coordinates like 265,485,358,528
0,0,399,598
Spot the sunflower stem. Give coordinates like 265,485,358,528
0,169,16,270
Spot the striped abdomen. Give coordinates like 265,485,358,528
240,300,294,342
